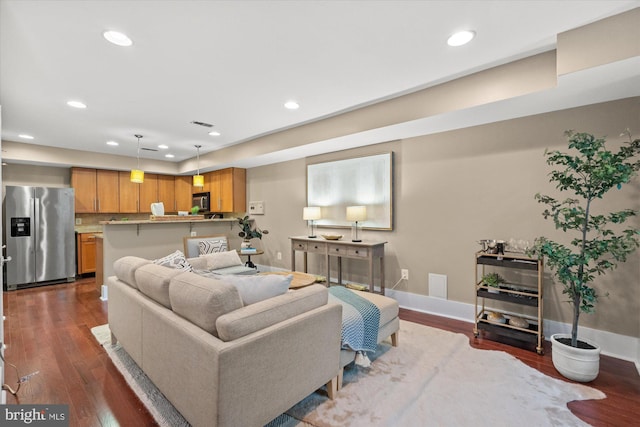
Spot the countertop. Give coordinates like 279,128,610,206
100,218,237,225
75,225,104,233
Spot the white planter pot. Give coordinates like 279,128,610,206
551,333,601,382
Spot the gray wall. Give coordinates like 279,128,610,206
246,97,640,339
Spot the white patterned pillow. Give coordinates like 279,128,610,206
199,238,228,255
200,250,242,270
153,250,193,271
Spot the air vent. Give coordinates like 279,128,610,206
141,147,158,152
191,120,214,128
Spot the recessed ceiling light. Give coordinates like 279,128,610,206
158,144,169,149
284,100,300,110
67,100,87,109
165,154,175,158
208,131,221,136
103,30,133,47
19,134,34,140
447,30,476,47
106,140,119,146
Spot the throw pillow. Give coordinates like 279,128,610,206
198,239,228,255
153,250,193,272
201,250,243,270
223,274,292,305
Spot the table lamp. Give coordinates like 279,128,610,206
303,206,322,238
346,206,367,242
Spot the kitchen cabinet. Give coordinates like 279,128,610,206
118,172,158,213
77,233,97,274
118,171,140,213
71,168,119,213
157,175,176,212
473,251,544,354
210,168,246,213
139,173,158,213
175,175,195,212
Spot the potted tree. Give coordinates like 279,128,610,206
532,130,640,382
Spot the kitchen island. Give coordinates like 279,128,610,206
99,218,242,298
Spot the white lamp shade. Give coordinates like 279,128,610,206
303,206,322,220
346,206,367,221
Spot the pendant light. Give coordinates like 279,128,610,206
193,144,204,188
130,134,144,183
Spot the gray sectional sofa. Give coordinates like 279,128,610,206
107,256,343,427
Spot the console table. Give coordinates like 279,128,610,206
289,236,387,294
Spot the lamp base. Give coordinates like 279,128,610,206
351,239,362,242
308,235,317,238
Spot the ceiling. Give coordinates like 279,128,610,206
1,0,639,171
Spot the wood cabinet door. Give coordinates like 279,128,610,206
71,168,97,213
209,171,221,211
157,175,176,212
139,173,158,213
77,233,96,274
174,175,194,211
118,171,140,213
220,168,246,212
96,169,119,213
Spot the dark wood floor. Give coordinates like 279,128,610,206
2,278,639,426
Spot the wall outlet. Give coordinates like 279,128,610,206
75,218,82,225
401,269,409,280
277,252,282,260
190,231,197,237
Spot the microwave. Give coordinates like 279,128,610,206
192,192,210,212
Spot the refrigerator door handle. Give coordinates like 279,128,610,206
1,244,11,267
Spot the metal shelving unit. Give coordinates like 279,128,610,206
473,251,544,354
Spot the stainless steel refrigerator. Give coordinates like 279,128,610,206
4,186,76,290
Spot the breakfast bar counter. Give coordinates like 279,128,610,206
99,217,243,298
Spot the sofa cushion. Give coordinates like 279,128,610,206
113,256,152,289
200,250,242,270
135,263,184,309
216,284,329,341
222,274,292,305
169,272,243,337
350,289,399,326
153,250,193,272
187,256,207,270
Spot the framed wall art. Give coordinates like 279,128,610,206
306,152,393,230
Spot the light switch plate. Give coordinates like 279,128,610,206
249,201,264,215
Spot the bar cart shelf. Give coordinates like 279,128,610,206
473,251,544,355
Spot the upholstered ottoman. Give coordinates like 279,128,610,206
338,289,400,389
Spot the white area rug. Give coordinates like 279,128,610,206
91,321,604,427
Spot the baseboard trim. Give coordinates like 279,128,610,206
386,288,640,366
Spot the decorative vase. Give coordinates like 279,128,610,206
241,240,252,249
551,333,600,382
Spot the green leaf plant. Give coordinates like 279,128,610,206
237,215,269,241
531,130,640,347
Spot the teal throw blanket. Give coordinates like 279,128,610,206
328,286,380,353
